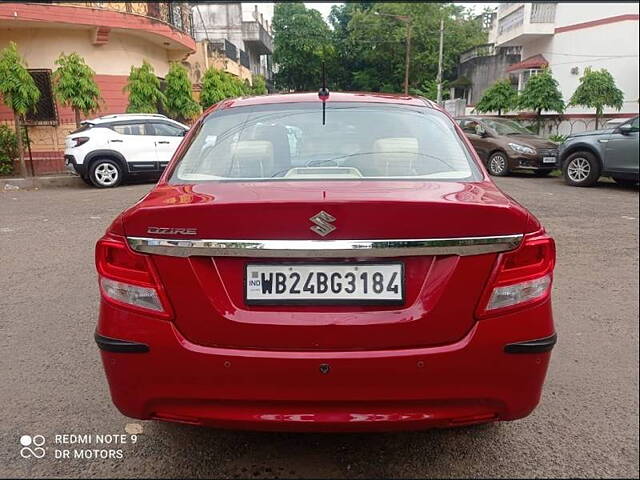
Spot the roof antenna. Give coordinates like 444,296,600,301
318,61,329,125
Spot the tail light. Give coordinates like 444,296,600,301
71,136,90,147
477,231,555,318
95,234,172,318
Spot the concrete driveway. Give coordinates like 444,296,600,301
1,176,638,478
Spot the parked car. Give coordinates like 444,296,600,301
558,116,639,187
94,92,557,431
456,116,558,177
64,113,189,188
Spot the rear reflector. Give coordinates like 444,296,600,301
477,231,555,317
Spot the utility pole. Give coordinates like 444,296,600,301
403,18,412,96
436,18,444,104
374,11,412,96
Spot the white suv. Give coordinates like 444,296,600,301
64,114,189,188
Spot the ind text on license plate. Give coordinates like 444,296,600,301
245,263,404,304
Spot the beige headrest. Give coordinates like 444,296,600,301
373,137,419,154
229,140,274,178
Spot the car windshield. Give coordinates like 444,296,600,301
170,102,480,183
483,118,532,136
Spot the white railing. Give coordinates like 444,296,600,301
530,2,556,23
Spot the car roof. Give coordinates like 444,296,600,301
210,92,435,112
85,113,170,124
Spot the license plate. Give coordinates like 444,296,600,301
245,263,404,304
543,156,557,164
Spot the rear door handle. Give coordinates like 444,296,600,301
157,141,170,145
110,139,123,143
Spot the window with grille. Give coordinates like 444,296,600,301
25,70,58,126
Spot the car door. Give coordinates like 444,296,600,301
460,119,491,160
604,117,639,174
109,122,157,172
148,121,186,169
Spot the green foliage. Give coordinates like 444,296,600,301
474,79,518,116
251,74,268,95
0,124,18,175
199,68,249,109
518,69,565,115
272,2,488,93
570,67,623,129
124,61,166,113
0,42,40,116
164,62,200,122
518,69,565,133
52,52,101,123
548,134,567,144
272,2,333,91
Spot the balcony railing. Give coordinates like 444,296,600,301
460,44,522,63
81,2,193,36
530,2,556,23
498,5,525,35
241,21,273,54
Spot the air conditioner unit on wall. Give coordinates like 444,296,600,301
570,67,579,75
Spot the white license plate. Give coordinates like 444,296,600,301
245,263,404,304
543,156,557,164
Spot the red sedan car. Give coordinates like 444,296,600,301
95,92,556,432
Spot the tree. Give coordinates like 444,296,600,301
52,52,101,128
0,42,40,176
272,2,333,91
570,67,624,129
251,74,268,95
164,62,200,122
518,69,565,133
340,3,487,93
200,68,248,109
124,61,165,113
474,79,518,116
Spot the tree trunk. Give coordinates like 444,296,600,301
74,108,81,128
536,109,542,135
498,108,502,117
13,111,28,177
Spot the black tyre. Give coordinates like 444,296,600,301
487,152,509,176
562,151,600,187
89,159,123,188
80,175,93,186
613,177,638,188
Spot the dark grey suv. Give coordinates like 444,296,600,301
558,116,639,187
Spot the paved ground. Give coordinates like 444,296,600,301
1,175,638,479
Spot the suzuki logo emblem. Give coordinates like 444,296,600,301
310,211,336,237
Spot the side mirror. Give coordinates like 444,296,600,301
618,124,634,135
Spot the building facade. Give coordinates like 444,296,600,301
489,2,639,125
0,2,194,174
191,3,274,88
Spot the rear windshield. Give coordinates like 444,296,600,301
170,102,480,183
71,123,93,134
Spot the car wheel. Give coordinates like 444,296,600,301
89,159,123,188
80,175,93,186
563,152,600,187
487,152,509,176
613,177,639,188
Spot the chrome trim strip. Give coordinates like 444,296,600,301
127,234,523,258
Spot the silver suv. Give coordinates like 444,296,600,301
558,116,639,187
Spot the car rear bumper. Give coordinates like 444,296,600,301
96,299,555,432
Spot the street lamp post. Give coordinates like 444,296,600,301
374,12,412,96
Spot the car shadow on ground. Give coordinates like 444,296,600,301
149,421,504,478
